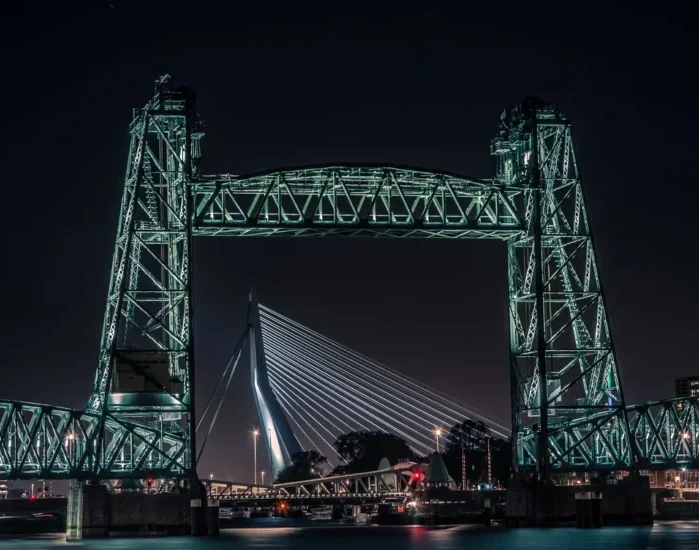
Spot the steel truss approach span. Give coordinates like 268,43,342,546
205,463,421,500
0,400,187,479
1,75,696,481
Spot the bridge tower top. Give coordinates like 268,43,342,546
490,97,568,186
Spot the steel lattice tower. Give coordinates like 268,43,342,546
493,98,630,475
88,76,203,480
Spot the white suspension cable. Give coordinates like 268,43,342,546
260,314,508,440
196,327,248,465
260,304,510,434
268,376,346,463
261,320,476,435
264,342,434,455
264,331,447,447
267,369,352,448
273,384,336,468
265,354,382,435
267,365,361,435
197,324,249,432
260,307,507,431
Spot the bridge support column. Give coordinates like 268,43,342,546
207,498,220,536
66,481,110,540
506,479,556,526
190,480,209,535
506,475,652,526
82,483,110,537
617,475,652,525
66,481,83,541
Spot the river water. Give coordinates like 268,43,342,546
0,522,697,549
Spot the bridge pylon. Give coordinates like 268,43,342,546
249,290,303,479
494,98,631,473
87,75,203,480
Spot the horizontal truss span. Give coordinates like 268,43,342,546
5,395,693,479
191,165,523,235
0,400,189,480
517,397,699,471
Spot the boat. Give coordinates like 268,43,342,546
310,505,334,521
220,506,251,519
342,504,370,524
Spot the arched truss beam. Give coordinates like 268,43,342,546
190,165,523,238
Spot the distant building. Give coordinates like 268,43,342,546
676,375,699,399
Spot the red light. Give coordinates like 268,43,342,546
29,495,37,501
413,472,422,481
147,477,153,486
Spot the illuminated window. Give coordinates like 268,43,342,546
523,151,531,166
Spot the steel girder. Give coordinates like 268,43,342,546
627,398,699,470
191,165,522,237
514,398,699,472
0,400,188,480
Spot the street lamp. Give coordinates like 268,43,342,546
252,429,260,484
210,473,214,481
261,471,265,485
434,427,442,453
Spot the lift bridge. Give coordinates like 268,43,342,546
0,76,696,485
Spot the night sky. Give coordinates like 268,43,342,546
1,6,696,483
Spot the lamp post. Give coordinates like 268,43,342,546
434,427,442,453
261,471,265,486
461,427,466,490
487,438,492,486
252,429,260,484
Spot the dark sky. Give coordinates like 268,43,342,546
1,5,697,482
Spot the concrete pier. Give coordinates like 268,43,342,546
66,482,83,541
506,475,652,526
67,483,199,539
206,498,220,536
82,483,110,537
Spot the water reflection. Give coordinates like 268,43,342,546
0,522,696,549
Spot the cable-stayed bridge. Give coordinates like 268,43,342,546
194,296,510,481
256,303,509,473
0,76,697,486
